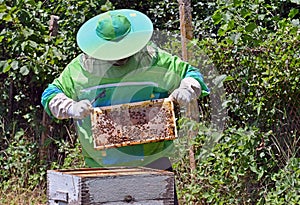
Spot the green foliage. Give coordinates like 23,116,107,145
0,0,111,127
112,0,218,38
50,137,85,170
211,0,300,43
0,129,46,190
174,124,299,204
196,17,300,156
264,157,300,205
172,1,300,204
0,0,108,193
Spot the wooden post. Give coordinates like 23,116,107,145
40,14,60,162
8,78,13,121
178,0,197,172
49,15,59,36
179,1,188,61
40,110,48,162
179,0,193,60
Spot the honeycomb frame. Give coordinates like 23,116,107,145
91,98,177,150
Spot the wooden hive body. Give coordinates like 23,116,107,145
47,167,174,205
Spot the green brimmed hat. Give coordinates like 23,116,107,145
76,9,153,61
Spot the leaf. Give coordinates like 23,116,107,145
0,3,7,12
230,33,242,44
227,19,235,30
241,8,251,18
2,61,11,73
20,65,30,76
223,12,232,23
291,19,300,27
257,101,263,116
291,0,300,4
2,13,12,22
212,10,223,24
257,167,265,180
289,8,299,18
11,60,19,70
14,129,25,140
28,40,38,48
245,22,257,32
250,164,258,173
224,75,235,82
23,28,34,38
258,14,265,20
0,60,6,69
217,28,226,37
233,0,242,6
0,12,6,19
202,192,210,198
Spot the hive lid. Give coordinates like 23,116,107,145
49,167,174,178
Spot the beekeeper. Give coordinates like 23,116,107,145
41,9,209,169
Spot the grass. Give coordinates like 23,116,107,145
0,186,47,205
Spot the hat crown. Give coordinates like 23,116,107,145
96,13,131,41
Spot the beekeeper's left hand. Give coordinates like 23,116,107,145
169,77,201,106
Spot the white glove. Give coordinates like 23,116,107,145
48,93,92,119
169,77,202,106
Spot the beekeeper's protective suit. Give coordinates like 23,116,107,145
41,9,209,168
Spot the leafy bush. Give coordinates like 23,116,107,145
171,1,300,203
264,157,300,205
0,0,109,192
0,129,46,190
196,16,300,170
174,123,300,204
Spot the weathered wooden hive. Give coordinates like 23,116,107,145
91,98,177,150
47,167,174,205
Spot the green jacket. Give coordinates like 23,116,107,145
41,43,209,167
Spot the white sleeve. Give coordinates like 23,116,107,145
48,93,73,119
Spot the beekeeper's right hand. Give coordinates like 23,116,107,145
49,93,92,119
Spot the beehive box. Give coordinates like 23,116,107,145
91,98,177,150
47,167,174,205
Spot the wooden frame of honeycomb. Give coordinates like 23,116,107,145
91,98,177,150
